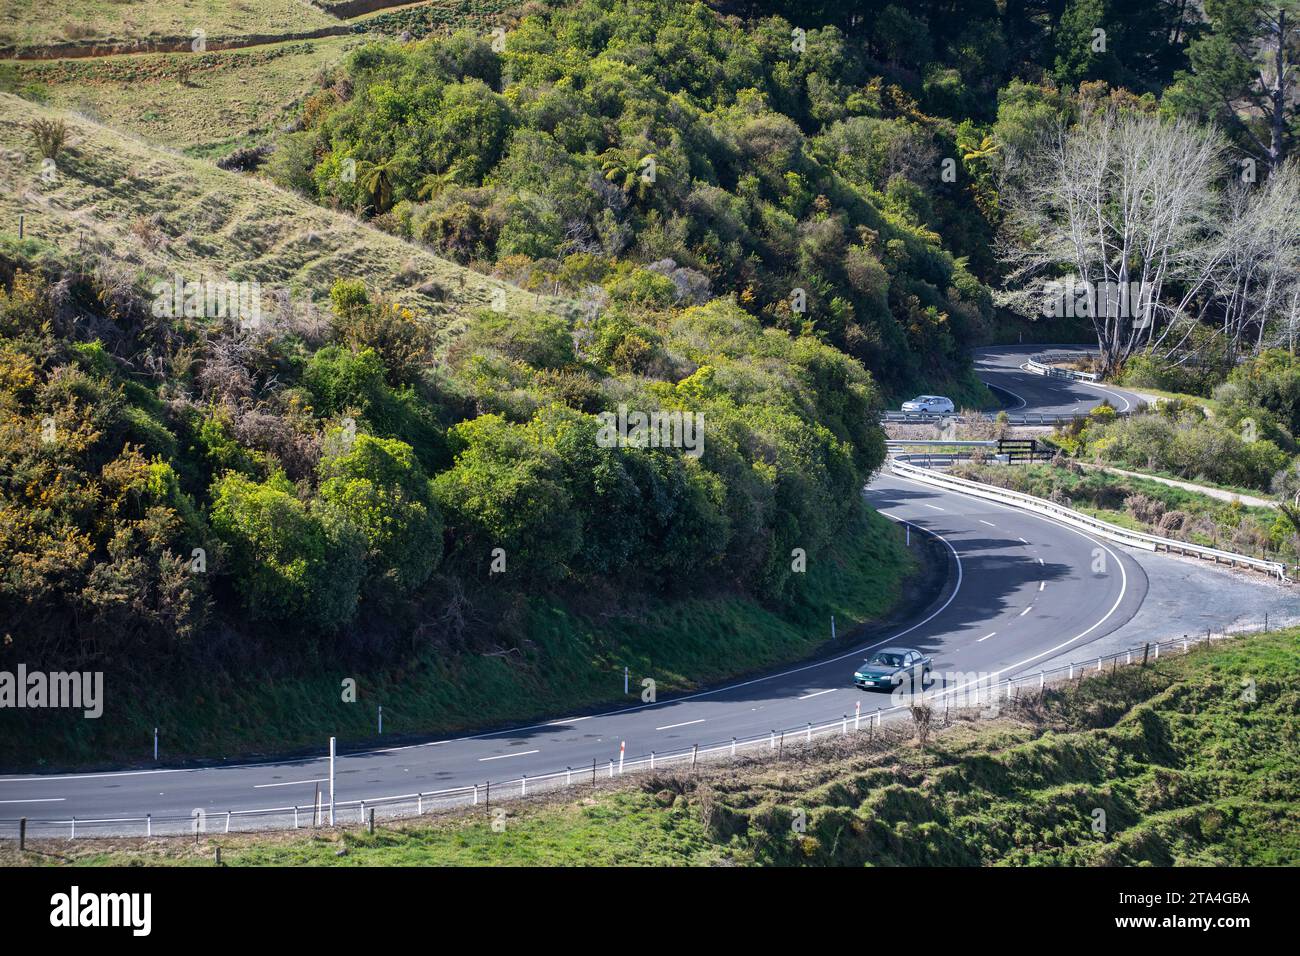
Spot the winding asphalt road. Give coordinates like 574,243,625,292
0,346,1286,836
974,345,1147,415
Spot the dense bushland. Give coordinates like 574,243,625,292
268,0,1003,395
0,253,891,689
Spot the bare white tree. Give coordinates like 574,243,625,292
1212,161,1300,355
998,108,1229,374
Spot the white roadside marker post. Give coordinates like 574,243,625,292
618,740,625,774
328,736,336,827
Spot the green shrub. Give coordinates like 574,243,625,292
209,472,364,629
328,279,435,387
1219,350,1300,434
28,118,67,160
433,412,581,581
318,432,442,594
462,309,576,370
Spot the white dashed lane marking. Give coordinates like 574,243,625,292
655,719,705,731
478,750,540,762
253,778,325,789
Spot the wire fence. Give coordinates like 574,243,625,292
3,617,1291,842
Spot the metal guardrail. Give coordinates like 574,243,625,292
889,458,1289,581
1027,351,1100,382
885,440,998,448
882,410,1076,424
3,620,1291,840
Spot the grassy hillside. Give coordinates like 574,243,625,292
2,38,367,157
0,91,549,336
12,628,1296,866
0,0,341,51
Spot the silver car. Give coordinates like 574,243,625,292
900,395,955,414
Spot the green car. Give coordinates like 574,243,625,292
854,647,932,691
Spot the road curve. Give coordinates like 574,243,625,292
0,473,1149,833
0,346,1263,835
974,345,1146,416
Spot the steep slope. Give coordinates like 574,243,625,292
0,91,555,349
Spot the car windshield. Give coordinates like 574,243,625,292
870,653,904,667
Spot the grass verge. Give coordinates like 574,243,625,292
949,460,1292,567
